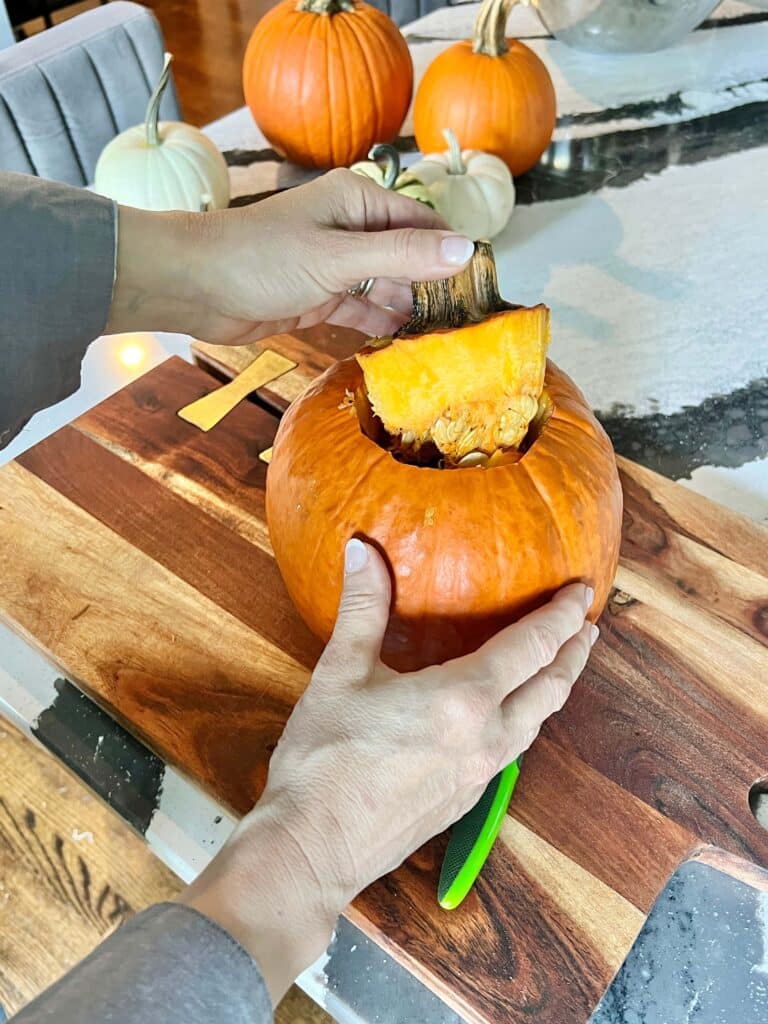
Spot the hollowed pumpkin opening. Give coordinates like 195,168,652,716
351,382,553,469
352,242,552,469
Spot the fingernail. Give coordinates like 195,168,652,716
344,538,368,575
584,586,595,609
589,624,600,646
440,236,474,266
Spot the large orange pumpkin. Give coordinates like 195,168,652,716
266,245,622,672
242,0,413,170
413,0,556,177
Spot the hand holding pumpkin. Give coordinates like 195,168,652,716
183,540,596,1004
107,169,474,344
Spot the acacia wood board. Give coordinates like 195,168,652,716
0,336,766,1024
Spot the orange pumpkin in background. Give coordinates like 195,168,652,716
413,0,556,177
243,0,413,169
266,244,622,673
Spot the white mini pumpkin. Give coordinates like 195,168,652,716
351,144,434,208
94,54,230,212
408,129,515,240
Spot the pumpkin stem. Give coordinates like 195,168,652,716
145,52,173,147
472,0,512,58
399,241,519,336
442,129,466,175
297,0,355,13
368,143,401,189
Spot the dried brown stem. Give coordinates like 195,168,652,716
398,241,518,337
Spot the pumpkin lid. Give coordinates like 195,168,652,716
356,242,551,465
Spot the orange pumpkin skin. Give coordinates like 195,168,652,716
242,0,413,170
414,39,556,178
266,357,622,673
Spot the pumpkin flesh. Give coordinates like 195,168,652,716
358,305,549,463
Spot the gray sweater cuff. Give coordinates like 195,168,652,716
11,902,273,1024
0,171,116,449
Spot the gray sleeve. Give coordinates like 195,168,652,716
10,903,274,1024
0,171,116,449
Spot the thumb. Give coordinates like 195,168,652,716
337,228,475,288
319,540,392,683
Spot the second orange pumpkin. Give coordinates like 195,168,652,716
414,0,556,177
243,0,413,170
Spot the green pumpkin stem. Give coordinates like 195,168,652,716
145,52,173,147
442,129,466,175
399,242,519,336
368,144,401,189
472,0,512,58
297,0,355,13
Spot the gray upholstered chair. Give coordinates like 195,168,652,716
370,0,451,25
0,0,180,186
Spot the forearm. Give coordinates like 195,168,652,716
10,801,344,1021
106,205,204,337
0,176,210,452
182,798,348,1005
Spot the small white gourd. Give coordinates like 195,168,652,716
408,129,515,240
351,144,435,208
94,53,230,212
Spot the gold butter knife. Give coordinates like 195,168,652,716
178,350,297,432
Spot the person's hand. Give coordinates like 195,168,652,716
183,540,598,1005
107,170,475,343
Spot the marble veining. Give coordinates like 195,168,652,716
497,148,768,417
589,862,768,1023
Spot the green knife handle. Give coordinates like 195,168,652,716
438,757,522,910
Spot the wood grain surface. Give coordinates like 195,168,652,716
1,344,767,1024
0,717,330,1023
690,844,768,891
0,716,179,1016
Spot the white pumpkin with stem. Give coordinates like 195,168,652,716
408,129,515,240
351,144,434,207
94,53,230,212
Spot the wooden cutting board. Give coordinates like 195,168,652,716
1,334,767,1024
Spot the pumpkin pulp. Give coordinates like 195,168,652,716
356,242,550,466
